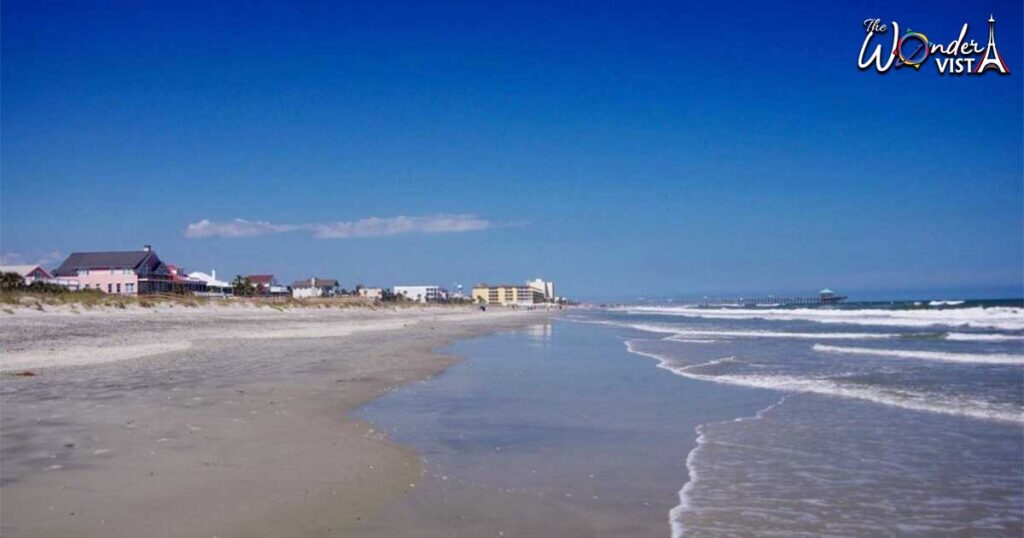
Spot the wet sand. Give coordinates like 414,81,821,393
0,305,557,537
354,320,778,537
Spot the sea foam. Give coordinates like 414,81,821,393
577,318,899,340
945,332,1024,342
812,344,1024,365
574,315,1023,342
623,340,1024,424
669,394,790,538
624,306,1024,331
666,329,896,340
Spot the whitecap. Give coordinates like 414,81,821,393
623,340,1023,424
623,306,1024,331
572,318,901,340
945,332,1024,342
812,344,1024,365
666,329,897,340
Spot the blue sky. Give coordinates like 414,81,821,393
2,1,1022,301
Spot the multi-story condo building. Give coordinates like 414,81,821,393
472,283,546,306
526,278,555,301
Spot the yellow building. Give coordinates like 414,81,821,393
472,283,546,306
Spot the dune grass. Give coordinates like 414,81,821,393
0,290,468,312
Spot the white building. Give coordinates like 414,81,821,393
526,278,555,301
292,278,339,299
357,287,385,300
188,269,233,296
393,285,447,303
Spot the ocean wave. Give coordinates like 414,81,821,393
573,315,1024,344
812,344,1024,365
574,317,899,340
623,340,1023,424
666,329,897,340
702,374,1023,424
565,317,683,335
929,300,966,306
945,332,1024,342
669,395,790,538
624,306,1024,331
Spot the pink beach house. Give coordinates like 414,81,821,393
52,245,171,295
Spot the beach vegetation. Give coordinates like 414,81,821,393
232,275,255,297
0,282,478,312
1,271,26,291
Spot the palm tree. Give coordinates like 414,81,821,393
232,275,253,297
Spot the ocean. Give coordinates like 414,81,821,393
603,299,1024,536
357,300,1023,536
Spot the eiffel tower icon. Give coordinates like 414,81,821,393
975,14,1009,74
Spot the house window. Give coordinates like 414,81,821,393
116,283,121,293
78,269,89,276
123,269,133,275
125,283,135,293
107,284,113,293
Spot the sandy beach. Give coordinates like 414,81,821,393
0,303,557,537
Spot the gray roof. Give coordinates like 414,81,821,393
292,277,338,289
53,251,163,277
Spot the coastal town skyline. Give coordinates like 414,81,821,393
3,1,1022,301
0,244,564,306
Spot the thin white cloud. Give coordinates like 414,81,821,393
185,214,497,240
309,215,492,238
185,219,299,238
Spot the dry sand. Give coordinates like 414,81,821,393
0,304,557,537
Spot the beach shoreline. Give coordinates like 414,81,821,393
0,304,558,537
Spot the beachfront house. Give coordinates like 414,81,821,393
52,245,171,295
393,285,447,303
247,274,289,297
166,265,208,294
188,269,233,296
0,264,55,286
292,278,339,299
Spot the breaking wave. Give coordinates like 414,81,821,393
945,332,1024,342
812,344,1024,365
623,341,1023,424
666,329,896,340
624,306,1024,331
